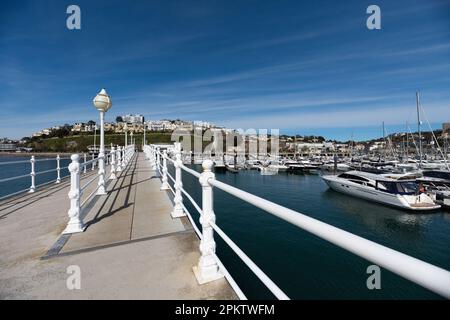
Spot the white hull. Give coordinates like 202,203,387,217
322,175,440,211
269,164,288,171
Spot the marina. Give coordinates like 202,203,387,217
1,141,449,299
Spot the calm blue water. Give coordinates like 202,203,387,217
0,155,72,198
172,165,450,299
2,155,449,299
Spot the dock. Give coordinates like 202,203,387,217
0,152,236,299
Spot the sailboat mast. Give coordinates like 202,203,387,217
350,131,354,159
382,121,386,161
416,91,422,167
406,121,409,160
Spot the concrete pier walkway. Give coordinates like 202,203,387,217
0,153,236,299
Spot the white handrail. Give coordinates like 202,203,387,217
0,155,72,197
148,144,450,299
0,173,31,183
80,185,100,207
212,253,248,300
180,187,202,216
0,159,32,165
210,220,289,300
181,164,201,178
0,157,70,166
80,173,99,192
208,177,450,299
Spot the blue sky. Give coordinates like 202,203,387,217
1,0,449,141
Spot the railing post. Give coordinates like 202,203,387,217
156,147,161,176
193,159,223,284
117,146,123,172
160,150,170,190
171,145,186,218
144,144,149,159
83,153,87,174
92,153,95,171
97,152,107,195
56,154,61,183
150,146,157,170
122,146,126,167
63,154,86,234
110,146,117,180
29,156,36,193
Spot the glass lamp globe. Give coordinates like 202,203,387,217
93,88,112,112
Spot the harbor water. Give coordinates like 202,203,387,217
1,155,449,299
178,165,450,299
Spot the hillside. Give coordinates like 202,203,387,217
26,133,173,152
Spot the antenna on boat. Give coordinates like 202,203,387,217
416,91,422,168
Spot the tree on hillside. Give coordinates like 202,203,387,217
116,116,123,123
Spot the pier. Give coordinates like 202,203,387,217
0,150,236,299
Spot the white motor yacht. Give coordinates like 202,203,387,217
260,166,279,175
268,163,289,171
322,170,440,211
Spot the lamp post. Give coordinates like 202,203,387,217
130,131,134,147
93,88,112,195
143,120,146,147
124,123,128,149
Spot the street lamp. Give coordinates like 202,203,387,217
143,120,146,147
130,131,134,146
93,88,112,195
124,123,128,148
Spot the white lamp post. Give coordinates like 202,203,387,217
93,88,112,195
124,123,128,148
130,131,134,146
143,121,146,146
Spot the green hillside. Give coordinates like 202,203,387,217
27,133,174,152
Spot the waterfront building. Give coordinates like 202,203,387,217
122,114,144,124
0,143,17,151
104,122,116,132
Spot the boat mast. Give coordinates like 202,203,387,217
350,131,354,159
416,91,422,168
405,121,409,160
382,121,386,161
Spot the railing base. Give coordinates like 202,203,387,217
62,222,86,234
97,188,107,196
160,183,170,191
171,207,186,218
193,265,224,285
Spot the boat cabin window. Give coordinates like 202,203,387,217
376,181,417,195
423,171,450,180
338,173,369,182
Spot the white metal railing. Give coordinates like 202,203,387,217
63,145,135,234
144,143,450,300
0,155,73,200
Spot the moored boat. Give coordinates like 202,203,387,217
322,170,440,211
